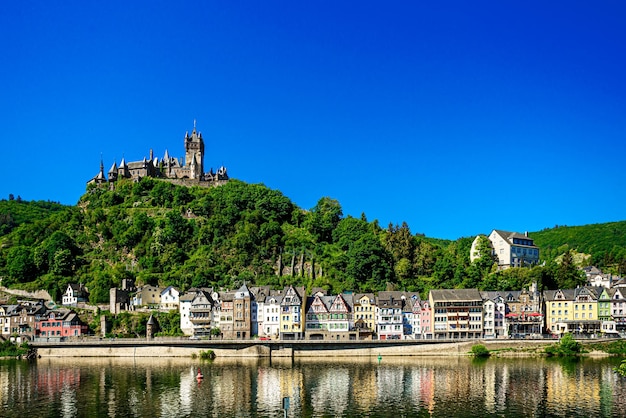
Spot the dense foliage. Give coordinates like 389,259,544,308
533,222,626,274
470,344,491,358
0,179,624,303
544,333,584,357
0,339,29,357
0,197,66,237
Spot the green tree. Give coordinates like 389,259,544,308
305,197,342,243
555,250,585,289
6,246,36,282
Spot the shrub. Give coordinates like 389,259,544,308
199,350,215,360
545,333,584,357
471,344,491,358
615,359,626,377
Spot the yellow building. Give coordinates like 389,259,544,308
544,288,601,335
279,286,306,340
353,293,376,333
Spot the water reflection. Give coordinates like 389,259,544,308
1,356,625,417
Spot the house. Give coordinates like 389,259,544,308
8,301,47,340
487,230,540,269
544,289,576,335
353,293,376,339
305,292,355,340
179,291,196,335
419,300,432,339
480,292,507,338
36,309,89,340
544,287,601,335
255,288,282,339
131,285,163,308
429,289,483,339
406,294,422,339
279,286,306,340
160,286,180,310
62,284,89,307
188,288,218,338
584,266,619,288
611,288,626,333
0,305,17,337
218,291,235,339
376,291,405,340
232,283,254,340
501,283,543,337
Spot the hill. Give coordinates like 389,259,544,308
531,221,626,270
0,198,67,236
0,178,624,302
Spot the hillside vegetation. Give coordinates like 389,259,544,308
0,179,624,303
0,198,67,236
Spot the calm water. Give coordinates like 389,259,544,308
1,355,626,417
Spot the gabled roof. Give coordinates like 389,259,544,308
353,293,376,304
430,289,482,302
491,229,537,247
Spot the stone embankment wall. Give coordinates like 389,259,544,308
0,286,52,301
34,340,554,358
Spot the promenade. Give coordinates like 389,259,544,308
31,337,557,359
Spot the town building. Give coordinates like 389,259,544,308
254,287,282,339
232,283,254,340
376,291,405,340
160,286,180,310
353,293,376,339
485,230,540,269
429,289,483,339
131,285,163,309
36,309,89,340
279,286,306,340
188,288,219,338
61,283,89,307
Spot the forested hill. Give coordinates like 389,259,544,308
0,198,67,236
0,178,624,304
531,221,626,267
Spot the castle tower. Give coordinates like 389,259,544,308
108,161,118,182
88,158,107,185
185,121,204,178
117,157,129,179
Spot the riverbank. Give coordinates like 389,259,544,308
30,338,563,358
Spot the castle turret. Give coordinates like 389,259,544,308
88,158,107,185
117,157,129,178
108,161,118,182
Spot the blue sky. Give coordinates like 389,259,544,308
1,2,625,240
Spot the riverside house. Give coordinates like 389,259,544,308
279,286,306,340
36,309,89,339
430,289,483,340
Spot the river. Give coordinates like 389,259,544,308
1,355,625,417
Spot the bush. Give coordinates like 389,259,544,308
0,340,29,357
470,344,491,358
199,350,215,360
615,359,626,377
545,333,584,357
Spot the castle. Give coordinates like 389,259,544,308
88,123,228,186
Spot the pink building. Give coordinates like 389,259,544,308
36,310,88,339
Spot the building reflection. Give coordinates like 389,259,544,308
1,356,626,416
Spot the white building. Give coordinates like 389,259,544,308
160,286,180,310
487,229,540,269
179,292,195,335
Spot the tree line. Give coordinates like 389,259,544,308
0,178,624,303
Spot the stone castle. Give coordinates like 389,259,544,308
88,122,228,186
